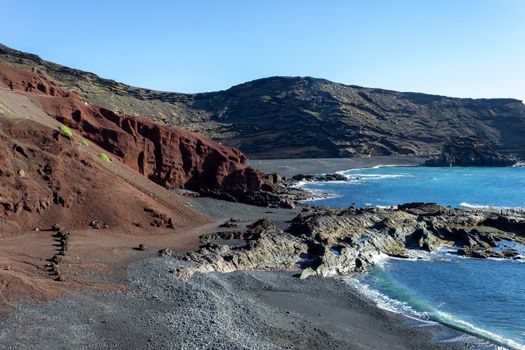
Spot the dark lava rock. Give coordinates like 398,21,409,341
55,231,70,240
219,219,238,228
424,137,516,167
159,248,174,257
500,249,519,258
291,173,347,182
50,255,62,264
398,202,447,215
89,220,105,229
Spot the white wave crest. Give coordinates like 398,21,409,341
346,277,524,349
344,278,429,321
434,310,525,350
459,202,525,210
459,202,493,209
346,173,411,180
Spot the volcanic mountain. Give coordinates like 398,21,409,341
0,62,276,231
2,43,525,159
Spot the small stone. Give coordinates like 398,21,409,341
159,248,174,257
137,244,146,251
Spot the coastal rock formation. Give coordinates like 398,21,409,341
2,43,525,159
423,137,516,167
176,203,525,279
291,173,348,182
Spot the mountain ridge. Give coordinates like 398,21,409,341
2,43,525,159
2,43,521,103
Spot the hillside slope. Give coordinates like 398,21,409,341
2,43,525,158
0,62,280,230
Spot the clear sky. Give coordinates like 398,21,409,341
1,0,524,100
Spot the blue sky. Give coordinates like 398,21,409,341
1,0,524,100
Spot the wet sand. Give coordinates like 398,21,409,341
249,155,425,177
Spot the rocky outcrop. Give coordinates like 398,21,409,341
423,137,516,167
2,43,525,159
175,204,525,279
177,219,309,279
291,173,348,182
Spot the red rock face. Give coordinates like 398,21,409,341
0,120,207,230
0,62,68,97
0,62,268,194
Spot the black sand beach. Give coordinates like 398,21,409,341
0,259,477,350
0,197,495,349
0,158,497,349
249,156,425,177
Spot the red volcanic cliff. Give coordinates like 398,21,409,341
0,119,209,230
0,62,68,97
0,62,271,195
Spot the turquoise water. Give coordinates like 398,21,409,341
299,166,525,208
300,166,525,349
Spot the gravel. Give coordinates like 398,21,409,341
0,253,491,350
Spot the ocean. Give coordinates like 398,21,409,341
298,166,525,349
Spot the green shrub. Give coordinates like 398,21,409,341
58,124,73,138
79,139,90,147
98,153,112,162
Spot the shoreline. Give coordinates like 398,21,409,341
345,258,518,350
0,256,483,350
0,195,488,350
249,155,425,177
0,156,519,349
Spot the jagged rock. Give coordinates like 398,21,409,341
424,137,516,167
200,231,244,244
89,220,105,229
291,173,347,182
175,205,525,279
501,249,519,258
159,248,174,257
219,218,239,228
